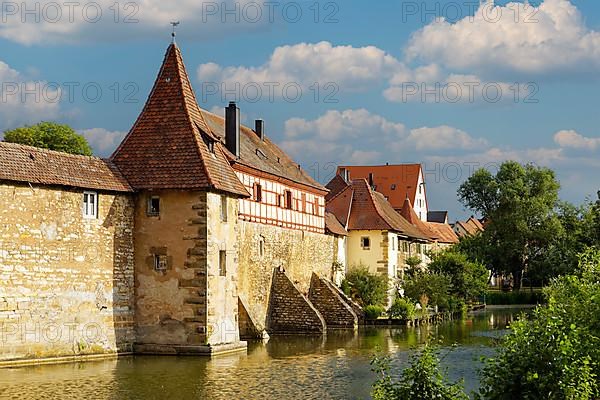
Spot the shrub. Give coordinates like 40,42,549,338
364,305,386,320
429,249,489,302
477,248,600,399
388,297,416,320
484,290,545,305
341,266,389,307
371,345,469,400
403,272,452,310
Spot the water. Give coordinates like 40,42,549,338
0,308,526,400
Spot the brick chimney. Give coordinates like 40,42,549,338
225,101,240,158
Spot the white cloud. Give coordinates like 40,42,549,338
406,0,600,79
0,0,266,45
554,130,600,150
79,128,127,157
284,109,406,141
198,41,401,94
0,60,61,131
408,125,488,151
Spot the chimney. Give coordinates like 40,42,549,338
255,119,265,140
340,168,350,183
225,101,240,158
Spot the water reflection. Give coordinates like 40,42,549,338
0,308,527,400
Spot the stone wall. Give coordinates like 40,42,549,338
0,183,134,362
267,268,325,334
237,221,335,334
308,273,357,329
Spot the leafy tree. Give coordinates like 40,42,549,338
458,162,562,289
477,248,600,399
403,272,453,311
388,297,416,320
404,256,422,277
372,345,469,400
341,266,388,307
429,249,488,302
3,122,93,156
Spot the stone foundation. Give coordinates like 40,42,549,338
309,273,358,329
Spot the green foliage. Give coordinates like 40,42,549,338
388,297,416,320
3,122,93,156
458,161,562,288
429,249,489,302
371,345,469,400
404,256,422,276
403,272,452,310
341,266,388,307
484,290,544,305
364,305,386,320
477,248,600,399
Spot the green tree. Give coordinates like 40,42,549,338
341,266,388,307
403,272,453,311
3,122,93,156
429,249,488,302
477,248,600,399
458,162,562,289
372,345,469,400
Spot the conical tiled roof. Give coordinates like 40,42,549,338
111,44,248,196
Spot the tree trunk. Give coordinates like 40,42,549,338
512,269,523,291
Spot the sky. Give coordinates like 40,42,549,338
1,0,599,221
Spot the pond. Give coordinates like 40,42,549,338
0,308,527,400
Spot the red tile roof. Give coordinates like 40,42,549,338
325,178,428,240
337,164,425,210
428,222,459,244
111,44,249,196
0,142,132,192
399,197,440,241
325,212,348,236
200,111,326,194
325,174,350,201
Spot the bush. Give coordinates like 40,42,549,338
371,345,469,400
477,248,600,399
388,297,416,320
341,266,389,307
403,272,452,310
429,249,489,302
364,305,386,320
484,290,545,305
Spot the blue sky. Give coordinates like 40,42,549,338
1,0,599,220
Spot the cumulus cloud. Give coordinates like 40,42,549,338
554,130,600,150
0,0,267,45
0,60,61,131
408,125,488,151
79,128,127,157
406,0,600,79
198,41,402,94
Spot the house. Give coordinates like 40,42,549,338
325,175,429,303
337,164,429,221
453,216,485,238
0,42,358,364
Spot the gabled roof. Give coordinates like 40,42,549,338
325,212,348,236
200,110,326,193
400,197,440,241
454,217,484,237
427,211,448,224
0,142,132,192
428,222,459,244
325,177,428,240
111,44,248,196
337,164,424,210
325,174,350,201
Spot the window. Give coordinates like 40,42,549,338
361,236,371,250
391,235,396,250
147,196,160,216
83,191,98,219
253,183,262,203
402,241,409,253
277,194,283,207
391,184,396,190
153,254,168,272
221,195,228,222
258,236,265,258
419,185,422,194
313,199,320,216
284,190,293,210
219,250,227,276
301,193,306,213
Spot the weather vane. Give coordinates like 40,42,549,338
170,21,180,43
